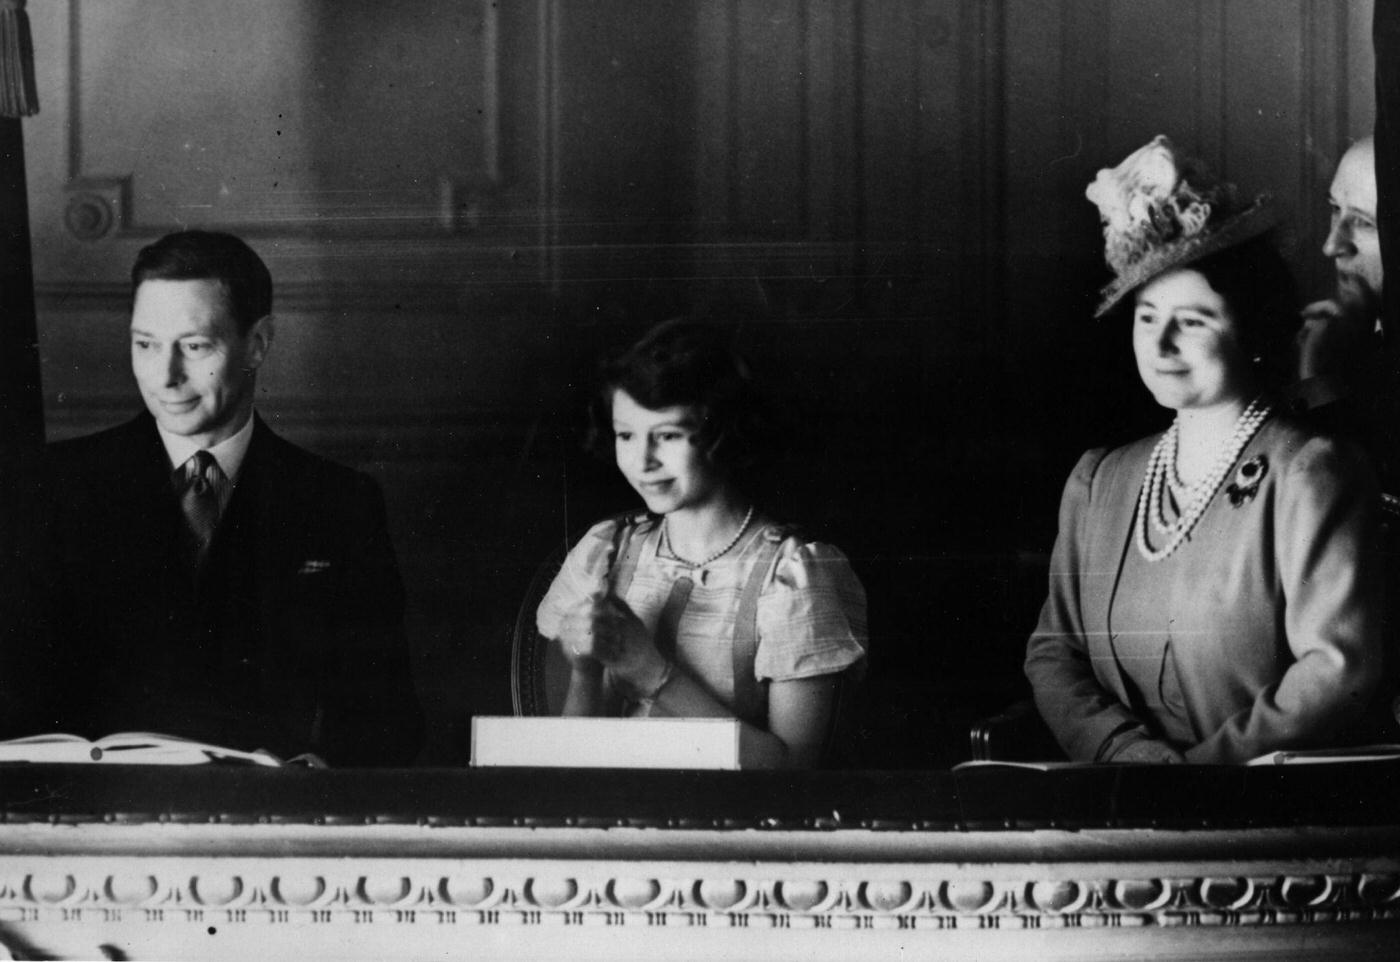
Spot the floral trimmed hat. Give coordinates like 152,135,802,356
1085,135,1276,317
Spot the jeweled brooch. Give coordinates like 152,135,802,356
1226,455,1267,507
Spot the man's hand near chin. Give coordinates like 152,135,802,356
1296,298,1374,381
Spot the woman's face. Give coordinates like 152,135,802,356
611,388,726,516
1132,268,1254,413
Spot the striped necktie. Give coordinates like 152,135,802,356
176,450,225,563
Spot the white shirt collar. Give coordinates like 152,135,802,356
157,411,256,483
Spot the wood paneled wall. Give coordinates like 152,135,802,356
19,0,1376,766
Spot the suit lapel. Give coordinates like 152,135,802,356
106,413,188,578
233,416,304,588
1081,436,1155,650
111,412,180,503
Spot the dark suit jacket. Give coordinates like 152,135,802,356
4,412,423,766
1024,417,1384,764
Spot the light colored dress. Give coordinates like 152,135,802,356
536,514,868,726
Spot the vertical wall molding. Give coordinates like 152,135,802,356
957,0,1006,353
65,0,79,178
1298,0,1349,298
793,0,813,234
1195,0,1227,172
696,0,867,246
536,0,561,290
803,0,860,244
695,0,736,238
1055,0,1103,156
728,0,750,229
482,5,502,186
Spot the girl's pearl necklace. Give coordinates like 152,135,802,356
661,504,756,568
1135,397,1272,562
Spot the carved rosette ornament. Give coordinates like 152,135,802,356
63,193,115,241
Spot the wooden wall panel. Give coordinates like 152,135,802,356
1298,0,1351,300
1002,0,1078,353
1102,1,1220,161
74,1,323,229
694,1,733,241
1221,0,1307,238
690,0,1001,349
27,0,1379,422
26,0,546,302
860,1,922,248
49,1,503,242
949,0,1007,358
735,1,808,236
802,0,859,243
543,0,697,306
1348,0,1377,139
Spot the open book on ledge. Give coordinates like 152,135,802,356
0,732,284,766
1244,744,1400,766
954,745,1400,771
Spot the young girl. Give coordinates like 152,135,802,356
535,321,867,768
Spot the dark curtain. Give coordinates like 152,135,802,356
1379,5,1400,352
0,115,42,638
0,116,42,531
0,0,41,655
1374,5,1400,488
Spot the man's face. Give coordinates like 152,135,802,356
1324,139,1383,317
130,278,271,449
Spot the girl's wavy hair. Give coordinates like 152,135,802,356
585,319,772,478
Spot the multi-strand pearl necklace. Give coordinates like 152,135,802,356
661,504,756,568
1134,397,1272,562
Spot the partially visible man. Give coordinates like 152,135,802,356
1293,135,1400,742
1324,136,1384,321
4,231,423,766
1293,136,1384,414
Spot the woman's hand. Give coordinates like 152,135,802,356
556,593,669,693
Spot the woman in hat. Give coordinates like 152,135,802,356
1024,136,1384,764
535,320,868,769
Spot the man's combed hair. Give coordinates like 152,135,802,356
586,319,773,478
131,230,273,334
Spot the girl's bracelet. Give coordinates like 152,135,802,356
632,659,676,709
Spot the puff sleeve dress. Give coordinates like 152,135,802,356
537,515,868,726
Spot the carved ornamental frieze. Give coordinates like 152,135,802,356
2,859,1398,932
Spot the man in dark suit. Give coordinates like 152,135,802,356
6,231,423,766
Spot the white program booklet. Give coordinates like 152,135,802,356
470,716,751,770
